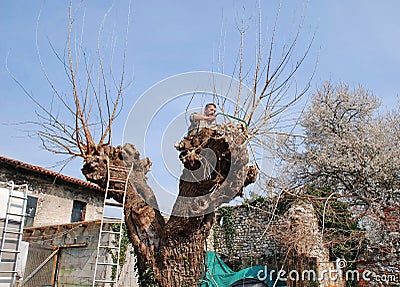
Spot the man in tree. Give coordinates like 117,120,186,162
188,103,217,135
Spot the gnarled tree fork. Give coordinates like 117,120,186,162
81,123,256,286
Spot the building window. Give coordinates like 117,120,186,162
24,196,38,227
70,200,86,223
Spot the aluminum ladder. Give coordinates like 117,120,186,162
0,182,28,287
92,160,133,287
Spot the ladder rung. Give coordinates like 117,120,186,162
105,201,123,207
109,178,126,183
10,194,27,199
109,165,130,171
2,230,23,235
99,245,119,249
0,249,20,254
107,188,125,194
100,230,120,235
6,212,24,217
0,270,18,274
97,262,118,266
102,215,123,220
94,279,117,283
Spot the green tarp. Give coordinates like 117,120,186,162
199,251,288,287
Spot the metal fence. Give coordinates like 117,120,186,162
20,244,56,287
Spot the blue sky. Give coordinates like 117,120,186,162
1,1,400,210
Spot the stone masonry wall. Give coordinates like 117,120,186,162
0,163,104,227
356,207,400,286
207,199,288,271
207,199,400,287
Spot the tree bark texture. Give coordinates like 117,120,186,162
81,124,256,286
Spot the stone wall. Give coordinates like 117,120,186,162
207,199,323,287
0,162,104,227
207,199,288,270
208,199,400,287
355,207,400,286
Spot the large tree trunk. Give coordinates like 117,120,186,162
81,124,256,286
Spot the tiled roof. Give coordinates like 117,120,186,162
0,155,101,191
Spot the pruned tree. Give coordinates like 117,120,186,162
15,2,314,286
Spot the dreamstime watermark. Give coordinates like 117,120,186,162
257,259,400,284
123,71,275,217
